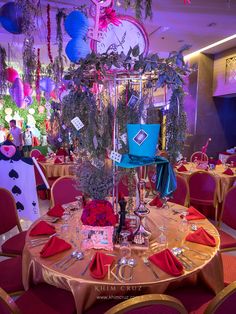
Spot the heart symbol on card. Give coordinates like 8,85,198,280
0,145,16,158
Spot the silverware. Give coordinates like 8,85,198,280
142,256,159,279
181,245,210,259
55,250,78,268
62,252,84,271
80,257,93,276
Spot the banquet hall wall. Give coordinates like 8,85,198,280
183,49,236,159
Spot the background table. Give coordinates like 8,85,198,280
22,202,223,314
40,161,75,177
176,164,236,203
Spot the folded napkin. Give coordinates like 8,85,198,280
183,206,206,221
37,155,46,162
29,221,56,236
149,249,183,277
216,160,222,165
40,236,71,258
177,165,188,172
223,168,234,175
149,195,163,208
47,204,65,218
54,157,63,164
185,227,216,247
89,252,114,279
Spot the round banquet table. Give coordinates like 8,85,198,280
176,164,236,203
40,161,76,177
22,202,224,314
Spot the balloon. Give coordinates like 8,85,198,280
64,11,89,38
23,82,32,97
9,78,24,108
6,67,19,83
28,108,35,115
38,105,45,113
39,77,55,93
65,38,90,63
0,2,23,34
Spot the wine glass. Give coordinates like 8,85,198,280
119,230,131,259
179,211,189,233
158,225,167,247
162,196,169,209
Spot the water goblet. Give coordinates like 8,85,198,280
179,211,189,233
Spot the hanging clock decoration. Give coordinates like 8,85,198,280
90,15,149,56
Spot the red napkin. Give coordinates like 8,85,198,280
177,165,188,172
29,221,56,236
149,195,163,208
183,206,206,221
185,227,216,247
223,168,234,175
89,252,114,279
47,204,65,218
149,249,183,277
54,157,63,164
216,160,222,165
37,155,46,162
40,236,71,258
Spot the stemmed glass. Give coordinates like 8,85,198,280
179,211,189,233
158,225,167,247
162,196,169,209
119,230,131,259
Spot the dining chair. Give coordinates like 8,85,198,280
0,256,24,295
221,254,236,286
0,188,26,256
188,171,218,222
104,294,188,314
0,284,76,314
190,152,208,163
30,149,42,158
226,154,236,165
218,186,236,252
51,176,82,206
170,175,189,207
168,281,236,314
204,281,236,314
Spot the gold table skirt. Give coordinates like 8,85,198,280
176,164,236,203
40,162,75,178
22,202,224,314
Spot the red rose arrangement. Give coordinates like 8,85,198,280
81,199,118,227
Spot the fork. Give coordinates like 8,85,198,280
54,250,78,268
142,257,159,279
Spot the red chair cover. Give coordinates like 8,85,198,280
189,172,216,205
1,231,27,255
51,176,82,206
226,155,236,164
0,256,23,293
221,187,236,229
222,254,236,285
30,149,42,158
171,175,189,206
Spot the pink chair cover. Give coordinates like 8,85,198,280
0,188,19,234
189,172,216,204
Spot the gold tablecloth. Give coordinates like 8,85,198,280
22,202,223,314
40,161,75,178
176,164,236,203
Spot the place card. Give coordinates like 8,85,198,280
109,150,122,163
71,117,84,131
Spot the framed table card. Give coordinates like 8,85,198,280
81,225,114,251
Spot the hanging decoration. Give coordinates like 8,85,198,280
184,0,191,4
98,7,121,30
123,0,152,20
22,36,36,85
9,78,24,108
0,2,23,34
6,67,19,83
36,48,41,104
0,45,7,96
56,9,66,80
64,10,90,63
47,4,53,64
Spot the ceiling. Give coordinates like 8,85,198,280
0,0,236,66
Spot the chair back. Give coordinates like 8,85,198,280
104,294,187,314
0,287,20,314
0,188,22,235
171,175,189,207
205,281,236,314
190,151,208,163
118,174,136,197
188,171,217,204
221,186,236,229
226,154,236,164
51,176,82,206
30,149,42,158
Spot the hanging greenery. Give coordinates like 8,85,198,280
0,45,7,96
124,0,153,20
56,8,67,80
